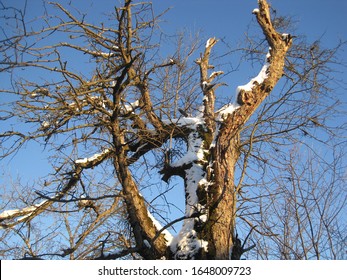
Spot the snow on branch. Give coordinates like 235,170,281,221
236,52,270,100
235,0,292,109
170,161,209,259
215,103,240,121
75,148,112,168
0,198,54,229
147,210,173,244
170,131,206,168
121,100,140,114
208,71,224,82
59,42,120,59
0,148,112,228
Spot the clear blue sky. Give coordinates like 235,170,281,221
1,0,346,192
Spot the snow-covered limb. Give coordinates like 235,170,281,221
215,103,240,121
235,47,272,107
171,131,206,168
0,148,112,228
162,116,204,129
0,199,52,228
281,33,292,45
75,148,111,167
205,38,214,49
147,210,173,245
68,95,111,112
162,109,211,258
208,71,224,82
121,100,140,114
236,60,269,94
170,163,209,259
59,42,119,59
168,126,211,258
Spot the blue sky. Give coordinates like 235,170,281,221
1,0,346,183
0,0,347,190
1,0,346,201
154,0,347,48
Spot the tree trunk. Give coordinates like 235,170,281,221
178,0,293,259
205,135,240,259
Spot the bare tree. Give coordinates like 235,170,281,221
0,0,345,259
238,145,347,260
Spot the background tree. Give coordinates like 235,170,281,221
0,0,346,259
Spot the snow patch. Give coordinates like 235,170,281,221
170,228,208,259
236,48,271,96
205,38,213,48
147,210,173,244
0,209,26,219
209,71,224,79
0,199,49,226
122,100,139,114
162,116,204,129
236,62,269,94
216,103,239,121
170,163,209,259
282,33,289,39
41,121,50,129
76,149,110,164
171,131,206,167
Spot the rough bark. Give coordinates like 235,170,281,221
194,0,293,259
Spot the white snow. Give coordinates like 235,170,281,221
162,112,212,256
236,62,269,94
236,47,271,96
123,100,139,114
85,49,117,58
76,148,110,164
16,212,34,222
0,199,50,227
170,227,208,259
171,131,206,167
267,47,272,60
281,33,291,43
209,71,224,80
205,38,213,48
67,95,108,112
170,163,209,259
147,210,173,244
216,103,239,121
162,117,204,130
0,209,23,219
41,121,50,129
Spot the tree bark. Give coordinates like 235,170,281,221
194,0,292,259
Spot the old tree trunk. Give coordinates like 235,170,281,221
165,0,292,259
0,0,292,259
